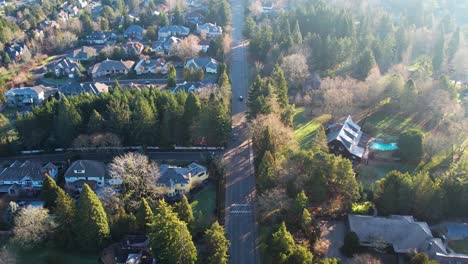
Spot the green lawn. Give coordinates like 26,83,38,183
359,109,422,141
191,183,216,231
449,240,468,254
358,163,415,187
293,107,330,149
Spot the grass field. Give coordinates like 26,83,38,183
449,240,468,254
359,109,422,141
191,183,216,230
358,163,415,187
293,107,330,149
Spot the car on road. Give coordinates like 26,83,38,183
239,96,243,101
144,81,150,84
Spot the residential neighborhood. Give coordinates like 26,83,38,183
0,0,467,263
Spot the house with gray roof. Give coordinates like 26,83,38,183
134,58,167,75
5,85,56,107
185,57,219,74
326,116,366,163
172,81,203,93
124,25,144,40
88,59,135,78
60,82,108,96
196,23,223,38
157,163,208,197
158,25,190,40
52,58,81,78
67,46,97,62
85,31,116,44
0,160,58,196
64,160,106,192
349,215,468,264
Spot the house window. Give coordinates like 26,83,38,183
24,179,32,187
74,169,85,174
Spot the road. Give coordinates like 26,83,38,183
0,150,221,164
225,0,258,263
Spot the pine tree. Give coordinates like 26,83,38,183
173,5,183,24
136,198,154,233
183,93,201,143
131,96,156,145
353,49,375,80
4,53,11,65
271,64,289,108
55,188,76,248
447,27,460,63
174,195,194,228
432,29,445,74
149,200,197,264
54,98,82,146
271,222,296,262
257,150,276,192
167,65,177,88
205,221,230,264
40,174,61,209
302,208,312,228
400,79,418,111
288,245,313,264
293,191,308,214
292,20,302,45
75,184,110,251
311,125,329,153
87,109,105,133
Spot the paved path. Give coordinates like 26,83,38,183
225,0,258,263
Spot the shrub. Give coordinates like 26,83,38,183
351,202,373,215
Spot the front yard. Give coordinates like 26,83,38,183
293,107,331,150
190,183,216,231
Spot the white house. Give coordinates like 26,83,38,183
64,160,106,192
0,160,58,196
185,57,219,74
157,163,208,197
5,85,56,107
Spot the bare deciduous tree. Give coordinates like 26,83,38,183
349,254,382,264
256,187,292,223
280,53,310,90
249,114,298,154
171,35,200,60
109,152,162,211
12,207,56,249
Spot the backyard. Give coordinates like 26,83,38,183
448,240,468,254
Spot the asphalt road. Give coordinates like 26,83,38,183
225,0,259,263
0,151,220,164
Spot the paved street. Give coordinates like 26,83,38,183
225,0,258,263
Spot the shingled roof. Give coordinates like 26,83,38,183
0,160,57,182
326,115,364,158
64,160,106,179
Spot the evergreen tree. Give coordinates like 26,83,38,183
447,27,460,62
271,64,289,108
3,201,18,228
3,53,11,65
160,13,169,26
398,128,423,164
75,184,110,251
55,188,76,248
432,29,445,74
257,150,276,192
341,231,359,257
174,195,194,228
374,171,413,215
271,222,296,262
131,96,156,145
288,245,313,264
400,79,418,111
167,65,177,88
40,174,61,209
353,49,375,80
87,109,105,133
395,27,408,63
311,125,329,153
173,5,183,24
205,221,230,264
136,198,154,233
54,98,82,146
439,75,457,99
292,20,302,45
149,200,197,264
301,208,312,229
293,191,308,214
107,97,131,138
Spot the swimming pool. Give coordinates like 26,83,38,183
370,142,398,151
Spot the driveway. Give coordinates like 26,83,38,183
319,220,349,263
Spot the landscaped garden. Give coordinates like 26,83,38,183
190,183,216,231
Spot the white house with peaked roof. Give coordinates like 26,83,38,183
157,163,208,197
196,23,223,38
64,160,106,192
5,85,56,107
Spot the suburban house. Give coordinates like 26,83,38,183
88,59,135,78
0,160,58,197
57,9,69,21
5,85,56,107
184,11,204,25
120,41,145,56
59,82,108,96
64,160,106,192
106,235,155,264
67,46,97,62
124,25,144,40
326,116,367,163
157,163,208,197
349,215,468,264
196,23,223,38
154,36,182,54
135,58,167,75
172,81,203,93
38,19,60,29
185,57,219,74
52,58,81,78
199,39,210,53
85,31,116,45
3,42,29,63
158,25,190,40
